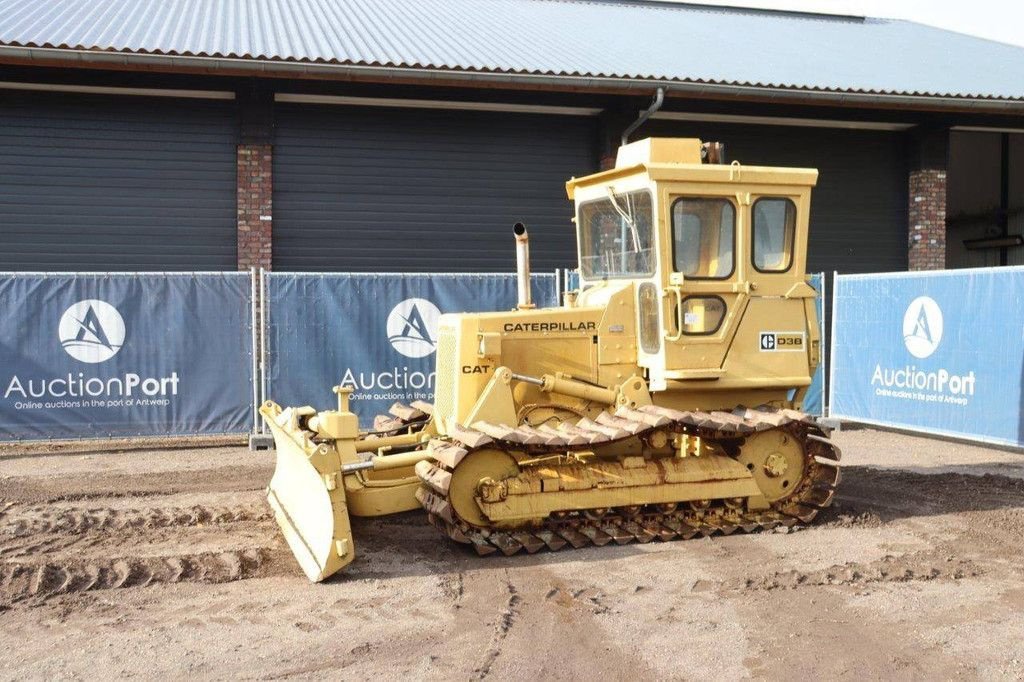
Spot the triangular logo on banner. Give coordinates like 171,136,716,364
910,304,933,344
394,304,434,345
73,304,116,351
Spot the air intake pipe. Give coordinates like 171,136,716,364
514,222,534,309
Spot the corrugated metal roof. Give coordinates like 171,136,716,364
1,0,1023,101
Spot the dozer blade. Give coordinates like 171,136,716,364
263,406,355,582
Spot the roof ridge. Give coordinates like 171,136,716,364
517,0,869,24
0,0,1021,102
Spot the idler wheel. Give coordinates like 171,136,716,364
735,429,808,502
449,449,520,527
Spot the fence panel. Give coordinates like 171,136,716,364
0,272,254,440
264,272,557,426
829,267,1023,447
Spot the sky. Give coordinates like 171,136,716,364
680,0,1024,48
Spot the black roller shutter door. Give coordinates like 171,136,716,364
648,120,909,275
273,104,598,272
0,90,237,271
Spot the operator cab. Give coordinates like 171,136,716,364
566,138,820,401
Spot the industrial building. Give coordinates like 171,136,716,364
1,0,1023,274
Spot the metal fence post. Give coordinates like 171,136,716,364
247,267,275,449
249,268,259,435
827,270,838,418
259,267,268,434
819,271,827,417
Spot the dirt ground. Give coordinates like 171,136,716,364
1,428,1023,680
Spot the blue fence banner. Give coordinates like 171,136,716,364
561,270,826,416
0,273,254,440
829,267,1023,446
803,272,825,416
265,273,558,426
565,268,580,292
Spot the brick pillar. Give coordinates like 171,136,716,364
237,143,272,271
908,168,947,270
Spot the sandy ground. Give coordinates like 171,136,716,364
1,427,1023,680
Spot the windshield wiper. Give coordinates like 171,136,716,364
606,187,642,253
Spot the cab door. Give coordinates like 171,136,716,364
658,191,749,384
719,193,818,389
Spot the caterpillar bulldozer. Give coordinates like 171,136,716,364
260,137,840,582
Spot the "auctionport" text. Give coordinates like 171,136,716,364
4,372,180,399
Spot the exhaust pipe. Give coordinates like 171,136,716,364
513,222,534,309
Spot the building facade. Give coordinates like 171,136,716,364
1,0,1023,275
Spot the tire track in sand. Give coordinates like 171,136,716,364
0,548,280,605
471,571,521,681
0,498,288,607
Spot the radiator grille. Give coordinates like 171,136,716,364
433,327,458,426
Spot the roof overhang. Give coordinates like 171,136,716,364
3,46,1024,115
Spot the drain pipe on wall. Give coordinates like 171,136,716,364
621,87,665,146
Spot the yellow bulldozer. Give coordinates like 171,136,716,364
260,137,840,582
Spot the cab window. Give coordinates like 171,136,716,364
671,198,735,279
681,295,726,335
578,190,655,279
752,198,796,272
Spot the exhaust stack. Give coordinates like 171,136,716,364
514,222,534,309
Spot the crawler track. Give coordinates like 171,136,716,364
369,400,433,435
415,405,840,557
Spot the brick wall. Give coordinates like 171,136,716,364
237,144,272,270
908,168,946,271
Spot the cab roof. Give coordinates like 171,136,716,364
565,138,819,200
